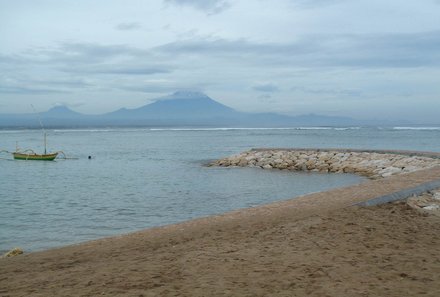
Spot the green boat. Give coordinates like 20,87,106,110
12,151,58,161
13,132,58,161
10,106,61,161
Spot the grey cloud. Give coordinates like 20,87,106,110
60,65,173,75
118,84,194,94
52,42,148,63
0,76,91,95
164,0,231,14
253,83,280,92
119,85,175,93
115,22,142,31
11,42,150,67
0,54,26,65
117,80,213,94
31,78,92,88
0,85,66,95
53,101,86,108
0,42,176,99
156,31,440,68
257,94,276,103
4,42,171,77
325,31,440,68
156,38,316,57
290,0,345,8
291,86,362,97
2,29,439,103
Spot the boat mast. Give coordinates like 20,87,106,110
31,104,47,154
44,132,47,154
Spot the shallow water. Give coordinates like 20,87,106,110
1,127,439,252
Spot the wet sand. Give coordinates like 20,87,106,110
2,166,440,296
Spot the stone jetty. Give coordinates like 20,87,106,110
210,149,440,179
407,188,440,215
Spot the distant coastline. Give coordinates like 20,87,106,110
1,126,439,132
2,91,430,128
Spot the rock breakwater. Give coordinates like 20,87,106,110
407,188,440,215
210,149,440,179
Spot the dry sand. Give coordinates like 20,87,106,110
2,166,440,296
1,203,440,297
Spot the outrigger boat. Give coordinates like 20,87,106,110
13,151,58,161
11,106,60,161
12,133,58,161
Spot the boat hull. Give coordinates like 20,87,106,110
13,152,58,161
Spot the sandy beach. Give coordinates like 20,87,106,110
1,202,439,296
2,163,440,296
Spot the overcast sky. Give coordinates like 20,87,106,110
1,0,440,123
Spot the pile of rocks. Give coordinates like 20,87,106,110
407,189,440,215
211,149,440,179
2,247,24,258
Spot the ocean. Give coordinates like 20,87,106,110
1,126,440,253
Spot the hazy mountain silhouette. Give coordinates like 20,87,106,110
0,91,366,128
43,105,84,118
107,91,239,120
0,105,94,128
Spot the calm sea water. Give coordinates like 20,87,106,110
1,126,439,253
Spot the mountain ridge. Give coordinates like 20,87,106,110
0,91,392,128
106,91,237,119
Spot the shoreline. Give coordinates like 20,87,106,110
2,149,440,296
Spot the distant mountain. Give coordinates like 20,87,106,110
43,105,84,118
0,91,371,128
107,91,239,120
0,105,95,128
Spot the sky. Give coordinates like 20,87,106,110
1,0,440,123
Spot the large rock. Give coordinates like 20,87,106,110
3,247,24,257
378,166,403,178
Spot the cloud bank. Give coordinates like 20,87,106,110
0,0,439,123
